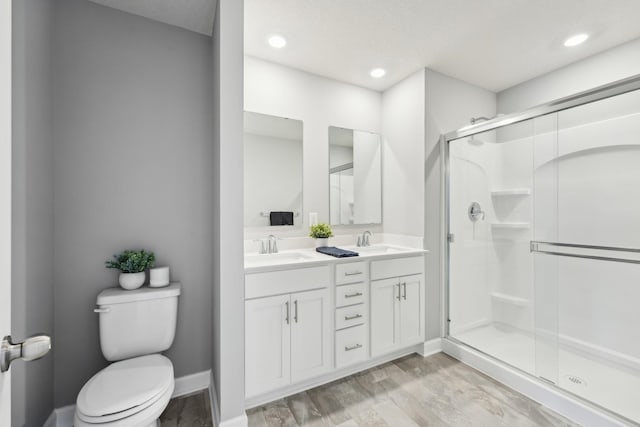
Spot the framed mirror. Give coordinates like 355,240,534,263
244,112,303,228
329,126,382,225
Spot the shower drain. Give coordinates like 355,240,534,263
564,374,587,387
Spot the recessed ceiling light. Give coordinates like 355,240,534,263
370,68,386,78
268,35,287,49
564,33,589,47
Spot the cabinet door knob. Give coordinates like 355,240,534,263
344,313,363,321
294,300,298,323
402,283,407,300
396,284,401,301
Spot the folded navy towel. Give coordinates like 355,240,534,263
316,246,359,258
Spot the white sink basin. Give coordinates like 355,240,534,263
345,244,408,255
245,251,315,267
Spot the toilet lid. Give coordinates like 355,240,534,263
77,354,173,417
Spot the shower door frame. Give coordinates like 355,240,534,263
441,73,640,418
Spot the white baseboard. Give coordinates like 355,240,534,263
173,369,212,398
417,337,442,357
49,370,215,427
52,405,75,427
442,338,628,427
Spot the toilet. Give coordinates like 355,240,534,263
74,283,181,427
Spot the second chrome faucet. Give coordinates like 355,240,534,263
357,230,372,247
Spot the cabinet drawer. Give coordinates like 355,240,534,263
335,325,367,368
371,256,424,281
245,266,330,299
335,261,368,285
335,282,365,307
335,304,366,330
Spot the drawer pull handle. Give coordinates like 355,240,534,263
344,292,363,298
345,343,363,352
344,314,363,321
344,271,362,276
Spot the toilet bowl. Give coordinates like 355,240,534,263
74,284,181,426
74,354,174,427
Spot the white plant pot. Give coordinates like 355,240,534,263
119,272,146,290
315,238,329,248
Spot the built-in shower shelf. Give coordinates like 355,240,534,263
491,188,531,197
491,222,530,229
491,292,529,306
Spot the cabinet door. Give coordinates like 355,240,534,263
290,288,332,382
400,274,424,345
370,278,400,357
245,294,291,397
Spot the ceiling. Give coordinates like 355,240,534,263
88,0,640,93
246,0,640,92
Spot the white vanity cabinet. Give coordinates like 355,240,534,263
244,251,426,403
245,267,332,398
370,256,425,357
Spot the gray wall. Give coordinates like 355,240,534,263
52,0,214,407
498,37,640,114
11,0,54,425
212,0,246,423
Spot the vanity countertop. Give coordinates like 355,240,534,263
244,244,428,273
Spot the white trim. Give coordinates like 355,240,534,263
53,405,75,427
209,370,221,426
209,370,248,427
442,338,630,427
245,343,423,409
417,338,442,357
172,369,212,398
49,370,214,427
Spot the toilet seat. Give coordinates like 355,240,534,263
75,354,174,426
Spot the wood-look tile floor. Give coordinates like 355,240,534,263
160,390,214,427
246,353,580,427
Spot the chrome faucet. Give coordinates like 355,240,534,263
357,230,372,247
268,235,279,254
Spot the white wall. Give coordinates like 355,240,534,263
212,0,246,424
498,37,640,114
244,56,383,237
51,0,215,407
382,70,426,237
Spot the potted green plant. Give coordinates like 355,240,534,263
105,249,156,290
309,223,333,248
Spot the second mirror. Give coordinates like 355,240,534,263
329,126,382,225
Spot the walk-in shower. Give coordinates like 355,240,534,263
444,75,640,425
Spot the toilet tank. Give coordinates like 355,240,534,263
96,283,181,361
